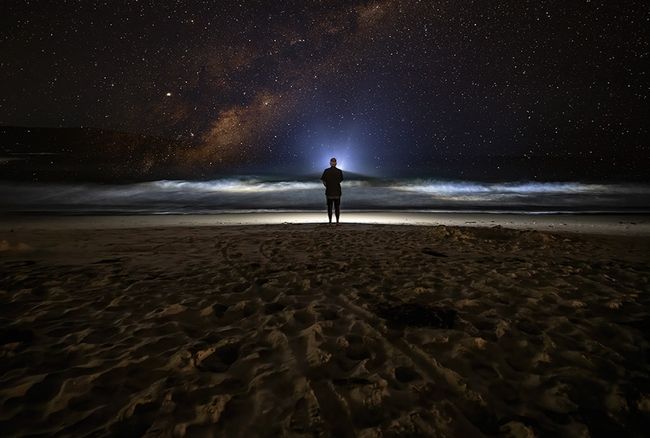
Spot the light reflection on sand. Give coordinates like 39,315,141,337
1,212,649,236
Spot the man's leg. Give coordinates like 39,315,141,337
327,199,333,223
334,198,340,223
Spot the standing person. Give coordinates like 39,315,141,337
320,157,343,224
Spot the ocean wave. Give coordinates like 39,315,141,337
1,177,649,213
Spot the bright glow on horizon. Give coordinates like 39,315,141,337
316,150,356,173
308,137,371,175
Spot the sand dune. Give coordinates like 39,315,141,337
1,222,649,436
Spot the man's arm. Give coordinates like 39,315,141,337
321,170,327,187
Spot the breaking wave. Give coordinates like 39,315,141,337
1,176,649,214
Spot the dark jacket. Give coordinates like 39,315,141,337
321,167,343,197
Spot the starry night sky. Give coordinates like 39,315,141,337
1,0,648,181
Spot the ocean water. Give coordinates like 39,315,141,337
0,176,649,214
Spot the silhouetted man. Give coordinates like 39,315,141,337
321,157,343,224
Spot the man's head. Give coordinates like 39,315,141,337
330,157,337,167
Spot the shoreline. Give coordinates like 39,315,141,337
1,211,649,235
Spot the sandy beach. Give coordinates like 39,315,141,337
1,214,649,436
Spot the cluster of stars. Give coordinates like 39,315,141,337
1,0,647,180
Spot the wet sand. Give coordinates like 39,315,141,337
1,215,649,436
1,211,649,235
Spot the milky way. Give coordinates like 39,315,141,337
1,1,647,180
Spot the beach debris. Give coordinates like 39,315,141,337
373,302,456,329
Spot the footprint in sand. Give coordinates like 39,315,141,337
345,335,372,361
394,366,422,383
196,342,241,373
263,302,286,314
289,390,325,435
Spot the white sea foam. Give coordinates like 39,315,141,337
0,177,648,213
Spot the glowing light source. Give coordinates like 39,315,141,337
314,145,363,174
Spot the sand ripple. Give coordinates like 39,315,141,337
1,224,649,436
